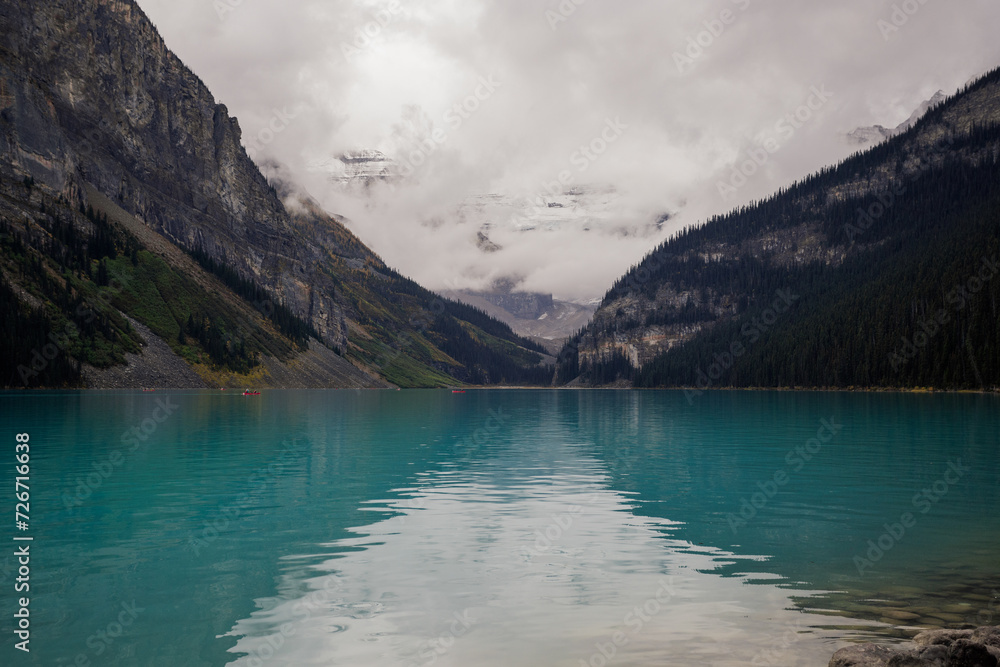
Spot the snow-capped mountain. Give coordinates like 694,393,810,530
308,151,669,240
457,186,666,238
308,150,397,187
846,90,947,145
304,149,676,313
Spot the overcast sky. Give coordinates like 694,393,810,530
136,0,1000,302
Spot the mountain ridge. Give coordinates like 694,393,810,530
0,0,553,388
558,66,1000,391
846,90,948,145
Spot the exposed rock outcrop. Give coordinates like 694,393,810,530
0,0,549,388
568,68,1000,388
1,0,347,349
829,627,1000,667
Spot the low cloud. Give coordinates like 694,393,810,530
137,0,1000,301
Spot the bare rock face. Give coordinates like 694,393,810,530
574,70,1000,386
916,630,977,647
0,0,350,351
947,639,998,667
465,279,556,321
830,644,899,667
829,626,1000,667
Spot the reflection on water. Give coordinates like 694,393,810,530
1,389,997,666
225,464,863,667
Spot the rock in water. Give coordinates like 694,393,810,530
830,627,1000,667
829,644,898,666
947,639,998,667
916,629,975,646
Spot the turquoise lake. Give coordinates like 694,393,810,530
1,389,999,666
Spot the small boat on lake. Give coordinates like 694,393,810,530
243,389,261,396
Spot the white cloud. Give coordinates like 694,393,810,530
137,0,1000,301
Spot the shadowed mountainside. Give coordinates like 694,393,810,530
559,67,1000,391
0,0,552,388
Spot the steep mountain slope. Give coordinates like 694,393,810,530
559,68,1000,391
0,0,551,388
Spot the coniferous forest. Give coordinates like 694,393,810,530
560,70,1000,390
0,177,555,388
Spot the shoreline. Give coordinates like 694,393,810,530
3,385,1000,393
569,384,1000,395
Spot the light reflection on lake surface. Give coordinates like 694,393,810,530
2,389,998,666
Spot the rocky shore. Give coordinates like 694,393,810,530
830,626,1000,666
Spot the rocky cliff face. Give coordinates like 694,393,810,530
0,0,552,389
578,218,847,369
469,282,555,321
1,0,348,349
570,69,1000,386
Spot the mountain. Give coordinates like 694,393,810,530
439,281,597,354
309,150,667,239
308,150,397,189
308,152,671,303
559,68,1000,391
457,186,666,237
846,90,947,145
0,0,552,388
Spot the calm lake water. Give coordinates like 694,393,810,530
2,389,999,666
